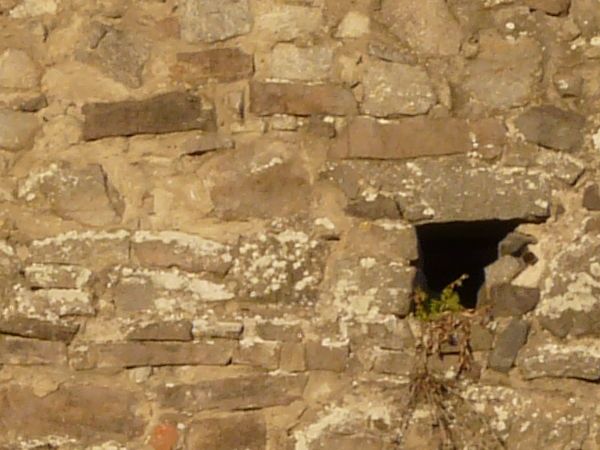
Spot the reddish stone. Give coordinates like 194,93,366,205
150,423,178,450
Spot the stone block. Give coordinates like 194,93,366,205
583,183,600,211
280,342,306,372
0,335,67,365
331,116,506,160
159,374,306,411
498,232,537,257
306,341,349,372
309,434,383,450
515,106,585,151
266,44,333,81
0,316,79,342
126,321,193,341
488,319,529,373
0,384,145,443
487,284,540,317
91,340,234,368
524,0,571,15
255,321,303,342
0,48,40,89
193,319,244,339
10,287,94,321
335,11,370,38
361,60,436,117
0,109,40,151
469,324,494,351
24,263,91,289
180,0,252,43
132,231,233,275
343,220,418,262
188,412,266,450
180,132,234,155
254,4,322,41
372,349,413,376
233,340,281,369
250,81,358,116
82,92,216,140
348,320,415,351
172,48,253,83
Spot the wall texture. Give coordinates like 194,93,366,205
1,0,600,448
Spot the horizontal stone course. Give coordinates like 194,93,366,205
0,335,67,365
172,48,254,83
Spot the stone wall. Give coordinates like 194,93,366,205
1,0,600,448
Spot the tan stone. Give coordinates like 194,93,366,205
159,374,306,411
373,349,413,376
126,321,193,341
331,116,506,160
0,49,40,89
514,105,585,151
254,4,322,41
233,340,281,369
172,48,254,83
0,316,79,342
193,319,244,339
255,321,303,342
335,11,370,38
250,81,358,116
280,342,306,372
310,434,383,450
91,340,234,368
24,263,91,289
361,61,436,117
0,109,40,151
9,287,94,321
266,44,333,81
188,412,266,450
180,0,252,43
306,341,349,371
0,335,67,365
525,0,571,15
344,220,418,262
82,92,216,140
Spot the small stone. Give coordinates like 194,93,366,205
250,81,358,116
335,11,370,38
82,92,216,140
255,321,303,342
361,61,436,117
515,106,586,151
583,184,600,211
266,44,333,81
18,94,48,112
0,335,67,365
180,0,252,43
9,0,57,17
485,256,526,287
487,284,540,317
180,133,234,155
0,49,41,89
488,319,529,373
234,340,281,369
498,232,537,257
306,341,349,371
373,349,413,376
553,70,583,97
280,342,306,372
127,321,193,341
0,316,79,342
0,109,40,151
254,5,322,41
188,413,266,450
193,320,243,339
524,0,571,15
172,48,254,83
470,324,494,351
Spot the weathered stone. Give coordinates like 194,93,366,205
515,106,585,151
486,284,540,317
188,412,266,450
0,335,67,365
149,423,179,450
0,384,145,443
335,11,370,38
470,324,494,351
254,4,322,41
380,0,463,56
127,321,193,341
172,48,253,83
345,196,401,220
250,81,358,116
280,342,306,372
361,61,436,117
8,0,57,17
18,162,124,227
331,116,506,160
306,341,349,371
498,232,537,257
0,109,39,151
132,231,233,275
89,340,234,368
524,0,570,14
583,183,600,211
18,93,48,112
463,32,542,110
488,319,529,373
180,0,252,43
373,349,413,376
571,0,600,36
82,92,216,140
9,287,94,321
0,316,79,342
266,44,333,81
234,340,280,369
485,256,526,287
159,374,306,411
344,220,418,262
518,337,600,380
28,230,130,269
323,157,550,223
0,48,40,89
180,133,234,155
77,25,149,88
193,319,243,339
255,321,303,342
349,319,415,351
310,434,383,450
24,263,91,289
553,70,583,97
536,235,600,337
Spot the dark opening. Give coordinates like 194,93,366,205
415,220,523,308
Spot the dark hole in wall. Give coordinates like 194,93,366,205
415,220,524,309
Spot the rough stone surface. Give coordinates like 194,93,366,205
0,48,40,89
0,109,40,151
361,61,436,117
267,44,333,81
515,106,586,151
524,0,571,15
180,0,252,43
172,48,254,83
250,81,358,116
485,284,541,317
489,319,529,373
0,335,67,365
583,183,600,211
126,321,193,341
82,92,216,140
188,413,267,450
331,116,506,160
0,316,79,342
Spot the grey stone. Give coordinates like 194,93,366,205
0,109,39,151
361,61,436,117
515,106,586,151
0,335,67,365
266,44,333,81
470,324,494,351
485,256,526,287
487,284,540,317
82,92,216,140
488,319,529,373
306,341,349,371
583,183,600,211
498,232,537,257
343,220,419,262
180,0,252,43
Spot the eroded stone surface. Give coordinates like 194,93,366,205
188,412,267,450
515,106,585,151
0,109,40,151
172,48,254,83
0,49,40,89
180,0,253,43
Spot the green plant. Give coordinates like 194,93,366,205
414,274,468,321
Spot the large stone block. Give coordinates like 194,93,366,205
172,48,254,83
8,287,94,322
126,320,193,341
361,61,436,117
343,220,418,262
188,412,267,450
488,319,529,373
82,92,216,140
0,384,145,443
159,374,306,411
331,116,506,160
0,335,67,365
250,81,358,116
0,109,40,151
0,316,79,342
515,106,585,151
180,0,252,43
306,341,349,372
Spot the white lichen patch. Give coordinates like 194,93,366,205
24,263,91,289
31,230,130,248
10,285,94,320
